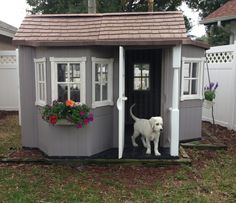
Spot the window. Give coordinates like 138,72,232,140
133,63,150,91
92,57,114,108
50,57,86,103
181,57,205,100
34,57,47,106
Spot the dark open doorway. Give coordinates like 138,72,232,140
124,49,164,157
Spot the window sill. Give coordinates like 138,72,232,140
92,101,114,109
35,101,46,107
180,96,203,101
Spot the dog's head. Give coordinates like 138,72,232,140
149,117,163,132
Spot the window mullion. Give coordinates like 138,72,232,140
100,71,103,101
67,63,70,100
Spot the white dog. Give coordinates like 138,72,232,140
130,104,163,156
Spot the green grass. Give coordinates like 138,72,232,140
0,115,235,202
0,115,21,156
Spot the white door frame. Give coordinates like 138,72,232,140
117,46,127,159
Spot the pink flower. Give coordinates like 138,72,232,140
84,118,89,125
80,111,85,116
76,123,83,128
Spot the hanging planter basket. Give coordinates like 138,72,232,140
203,100,215,109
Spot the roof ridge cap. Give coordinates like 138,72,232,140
26,11,182,18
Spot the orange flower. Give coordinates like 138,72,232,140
66,99,75,107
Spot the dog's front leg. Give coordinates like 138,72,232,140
154,135,161,156
145,138,151,154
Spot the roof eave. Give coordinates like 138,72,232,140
201,15,236,25
13,39,186,47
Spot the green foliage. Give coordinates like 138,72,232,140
185,0,231,45
207,24,231,46
204,82,218,102
42,101,93,127
185,0,230,18
26,0,88,14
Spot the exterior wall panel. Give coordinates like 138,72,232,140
180,45,205,141
19,46,38,148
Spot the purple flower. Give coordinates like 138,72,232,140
214,82,218,90
80,111,85,116
76,123,83,128
209,82,214,90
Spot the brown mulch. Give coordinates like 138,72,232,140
0,111,18,120
8,148,45,159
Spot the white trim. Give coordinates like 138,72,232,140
180,57,205,101
50,57,87,103
117,46,126,159
91,57,114,108
170,45,181,157
34,57,47,106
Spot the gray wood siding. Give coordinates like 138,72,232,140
179,100,202,141
179,45,206,141
19,46,38,148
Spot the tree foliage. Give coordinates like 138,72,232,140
185,0,230,18
185,0,231,45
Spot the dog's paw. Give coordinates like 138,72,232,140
132,143,138,147
155,151,161,156
146,149,151,154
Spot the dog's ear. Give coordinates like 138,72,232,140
149,117,155,129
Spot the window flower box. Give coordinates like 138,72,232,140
41,100,94,128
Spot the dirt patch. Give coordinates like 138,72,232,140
8,148,44,159
0,111,18,120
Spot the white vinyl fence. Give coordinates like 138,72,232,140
0,50,19,111
203,44,236,130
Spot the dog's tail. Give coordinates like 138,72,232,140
130,104,139,121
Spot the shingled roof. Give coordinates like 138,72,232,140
13,12,190,47
202,0,236,24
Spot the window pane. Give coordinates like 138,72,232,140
134,77,142,90
191,80,198,94
57,64,68,82
183,62,190,78
183,79,190,95
38,64,42,81
192,63,198,78
95,83,100,101
134,64,141,77
70,84,80,102
70,64,80,83
101,64,108,83
95,64,101,82
142,64,150,76
58,84,68,102
102,83,108,100
39,83,45,101
142,77,149,90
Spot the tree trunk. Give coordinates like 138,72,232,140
148,0,154,12
88,0,96,13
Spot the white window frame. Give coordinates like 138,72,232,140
34,57,47,106
180,57,205,101
50,57,86,103
92,57,114,108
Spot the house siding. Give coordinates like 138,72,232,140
18,46,38,148
180,45,205,141
0,35,15,50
